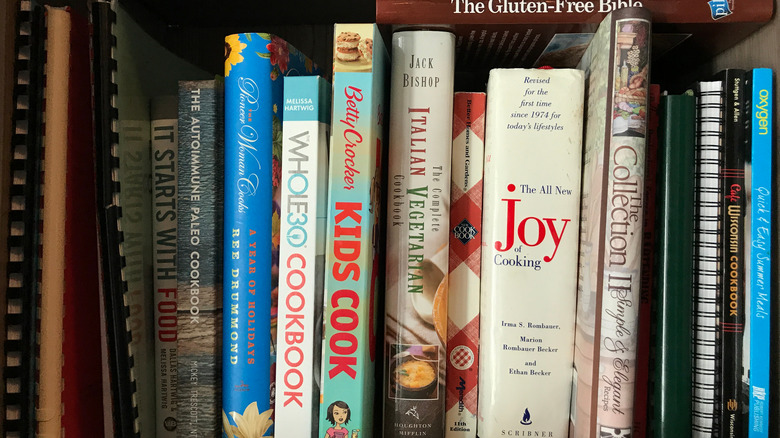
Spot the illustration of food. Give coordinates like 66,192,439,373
336,31,361,62
411,259,445,325
358,38,373,62
432,275,448,343
395,359,436,389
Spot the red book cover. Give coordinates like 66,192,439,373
61,8,104,435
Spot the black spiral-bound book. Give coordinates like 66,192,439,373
3,0,45,436
91,1,140,437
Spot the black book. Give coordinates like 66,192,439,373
3,1,45,436
91,2,140,437
714,68,748,438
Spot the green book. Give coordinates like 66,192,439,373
649,93,696,437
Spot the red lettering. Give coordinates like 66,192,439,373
331,308,359,331
328,350,357,379
333,262,360,282
334,202,362,224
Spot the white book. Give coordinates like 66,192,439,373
275,76,330,438
384,30,455,438
479,68,584,438
151,96,179,437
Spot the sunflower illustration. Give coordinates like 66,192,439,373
223,403,274,438
225,34,248,77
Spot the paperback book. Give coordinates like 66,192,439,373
747,68,772,438
319,23,388,438
274,75,330,438
480,68,584,438
570,7,652,438
715,69,748,438
177,79,224,438
384,30,455,438
222,32,320,437
151,95,179,437
445,92,485,438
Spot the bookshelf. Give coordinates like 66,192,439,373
0,0,777,436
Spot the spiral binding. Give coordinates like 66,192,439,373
3,0,45,436
91,1,141,436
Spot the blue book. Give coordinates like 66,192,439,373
222,33,320,437
748,67,772,438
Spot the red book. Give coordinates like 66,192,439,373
61,8,104,436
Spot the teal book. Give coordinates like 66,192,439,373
648,93,695,438
222,33,320,437
319,23,388,438
177,78,224,438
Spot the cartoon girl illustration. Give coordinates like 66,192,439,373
324,401,359,438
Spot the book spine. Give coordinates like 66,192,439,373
718,70,747,438
177,80,224,438
92,3,141,435
572,8,651,438
275,75,330,438
444,92,485,438
748,68,772,438
151,96,180,438
62,9,103,435
384,30,454,438
650,93,696,438
632,84,661,438
319,22,387,438
38,7,70,436
692,80,724,438
119,116,156,438
223,32,319,437
592,15,651,436
4,2,45,435
223,33,275,435
480,68,583,438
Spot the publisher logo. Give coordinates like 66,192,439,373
520,408,532,425
164,417,177,431
450,345,474,370
708,0,732,19
452,219,478,245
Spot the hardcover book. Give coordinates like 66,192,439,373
480,68,584,438
384,30,455,438
570,7,652,438
649,93,696,438
222,32,320,437
445,92,485,438
177,78,224,438
274,75,330,438
151,95,179,437
747,68,772,438
375,0,772,78
318,23,388,438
